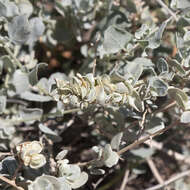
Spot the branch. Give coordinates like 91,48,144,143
120,169,130,190
145,169,190,190
155,0,177,21
145,139,190,165
0,175,24,190
146,158,164,184
4,44,25,72
117,119,180,155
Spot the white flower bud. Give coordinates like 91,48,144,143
16,141,46,169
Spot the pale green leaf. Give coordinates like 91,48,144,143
19,108,43,123
12,70,30,94
0,96,6,113
149,77,168,96
131,148,155,159
181,111,190,123
38,124,58,136
103,25,133,54
102,144,119,168
28,63,48,86
20,91,52,102
111,132,123,151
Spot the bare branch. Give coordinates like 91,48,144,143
145,170,190,190
0,175,24,190
120,169,130,190
155,0,177,21
146,158,164,184
117,119,180,155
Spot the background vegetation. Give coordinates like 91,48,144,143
1,0,190,189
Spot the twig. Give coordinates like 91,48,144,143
0,175,24,190
145,169,190,190
12,163,22,180
155,0,177,21
41,135,57,175
0,152,12,159
93,59,97,77
146,158,164,184
120,169,130,190
138,109,148,138
117,119,180,155
153,100,176,115
4,44,25,72
145,140,190,165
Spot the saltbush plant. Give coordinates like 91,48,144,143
0,0,190,189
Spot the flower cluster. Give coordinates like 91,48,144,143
54,73,144,112
28,175,71,190
16,141,46,169
28,159,88,190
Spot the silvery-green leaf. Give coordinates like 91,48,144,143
69,172,88,189
0,96,6,113
38,124,58,136
125,60,143,85
0,58,3,75
56,150,68,160
80,86,88,99
181,111,190,123
19,108,43,123
1,55,15,74
59,0,72,7
130,58,154,69
171,0,190,9
149,77,168,96
12,70,30,94
85,73,95,87
146,117,165,134
148,19,169,49
8,15,31,45
135,24,149,39
103,25,133,54
28,175,71,190
168,87,188,109
102,144,119,168
0,119,15,139
131,148,155,159
175,94,187,109
175,178,190,190
16,0,33,17
30,154,46,169
20,91,52,102
157,58,168,74
128,90,144,112
184,31,190,42
111,132,123,151
85,88,96,103
37,78,49,93
169,59,186,75
110,72,125,83
95,85,107,105
58,161,81,180
0,156,18,176
90,168,105,175
0,1,19,18
132,168,146,175
27,17,45,46
29,63,48,86
49,72,68,91
115,82,129,93
111,92,122,103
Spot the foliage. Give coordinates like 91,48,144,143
0,0,190,189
